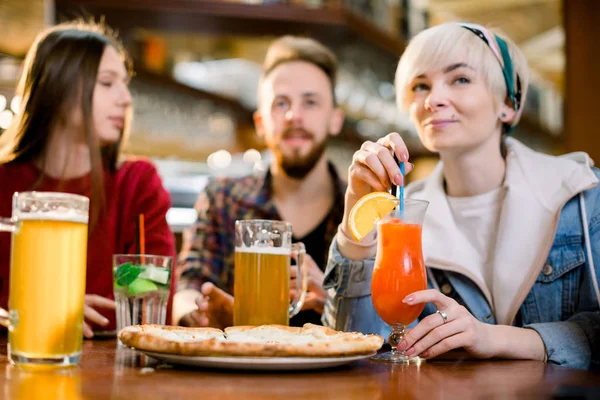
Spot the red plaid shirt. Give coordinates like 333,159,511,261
177,163,346,293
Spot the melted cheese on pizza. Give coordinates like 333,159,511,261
144,326,225,342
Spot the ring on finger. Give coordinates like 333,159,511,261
436,309,448,324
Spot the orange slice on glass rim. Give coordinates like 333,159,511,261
348,192,399,242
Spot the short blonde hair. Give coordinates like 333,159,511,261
395,23,529,126
258,35,338,106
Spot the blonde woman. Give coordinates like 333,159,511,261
323,22,600,369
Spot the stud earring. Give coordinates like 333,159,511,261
501,113,506,118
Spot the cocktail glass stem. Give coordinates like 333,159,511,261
389,324,407,361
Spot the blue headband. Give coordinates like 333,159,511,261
461,24,523,135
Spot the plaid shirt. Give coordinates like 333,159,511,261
177,163,347,293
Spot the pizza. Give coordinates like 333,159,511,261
118,323,384,357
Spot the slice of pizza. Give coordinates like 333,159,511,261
118,324,384,357
118,324,226,356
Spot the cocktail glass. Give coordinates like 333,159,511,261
371,199,429,364
113,254,172,343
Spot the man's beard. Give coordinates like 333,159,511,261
274,129,327,180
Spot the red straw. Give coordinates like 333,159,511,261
138,214,146,255
138,214,146,266
138,213,147,324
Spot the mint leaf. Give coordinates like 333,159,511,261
115,262,143,286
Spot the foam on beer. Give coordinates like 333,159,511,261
235,246,291,255
18,211,89,224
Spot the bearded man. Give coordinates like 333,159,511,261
174,36,346,328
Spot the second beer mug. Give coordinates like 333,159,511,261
234,220,307,326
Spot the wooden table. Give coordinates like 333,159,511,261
0,337,598,399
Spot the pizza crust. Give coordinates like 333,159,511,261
118,324,384,357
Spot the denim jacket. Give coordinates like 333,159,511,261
322,139,600,370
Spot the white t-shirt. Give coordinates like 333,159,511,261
447,186,506,294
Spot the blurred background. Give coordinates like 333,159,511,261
0,0,598,245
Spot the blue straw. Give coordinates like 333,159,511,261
397,162,405,219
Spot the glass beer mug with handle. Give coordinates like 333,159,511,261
234,220,307,326
0,192,89,367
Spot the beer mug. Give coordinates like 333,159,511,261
234,220,307,326
0,192,89,367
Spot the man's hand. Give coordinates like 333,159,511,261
290,254,326,314
83,294,116,339
179,283,234,329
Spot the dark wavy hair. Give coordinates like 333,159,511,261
0,20,133,228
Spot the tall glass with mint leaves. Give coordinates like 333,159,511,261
113,255,172,342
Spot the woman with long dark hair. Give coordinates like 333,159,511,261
0,21,176,338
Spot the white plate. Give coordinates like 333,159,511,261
139,350,376,371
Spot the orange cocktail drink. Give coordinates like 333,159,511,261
371,199,429,364
372,220,426,326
